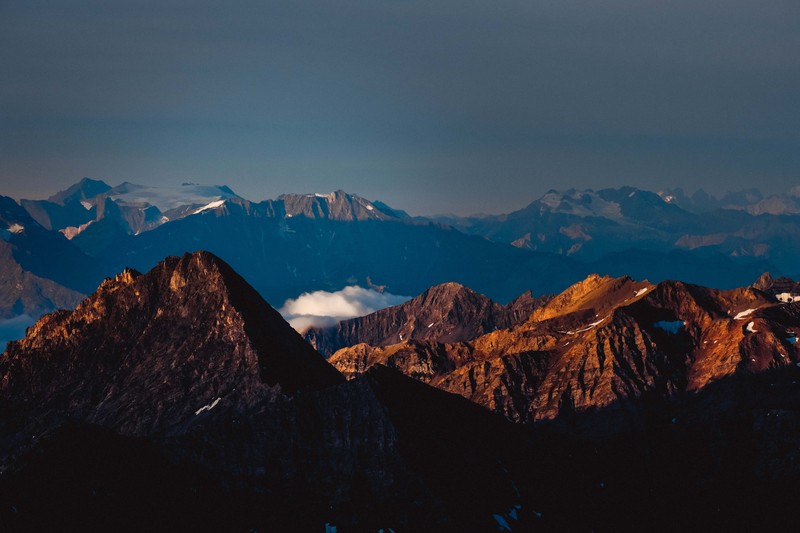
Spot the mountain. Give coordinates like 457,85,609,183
74,191,581,304
0,251,542,531
305,282,552,357
15,179,787,306
436,186,697,256
0,252,343,438
752,271,800,301
434,185,800,282
20,177,111,231
0,195,99,296
3,254,800,530
329,273,800,424
22,180,244,237
277,190,402,221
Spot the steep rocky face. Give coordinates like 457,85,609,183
305,282,551,357
0,252,542,530
330,273,800,425
276,190,399,221
0,251,343,442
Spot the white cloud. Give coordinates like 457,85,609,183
279,286,409,333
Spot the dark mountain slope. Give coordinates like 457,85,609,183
1,196,99,295
0,252,539,531
93,204,582,303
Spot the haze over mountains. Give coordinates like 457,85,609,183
3,177,799,347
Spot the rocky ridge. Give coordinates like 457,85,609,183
305,282,551,356
0,252,539,531
330,273,800,424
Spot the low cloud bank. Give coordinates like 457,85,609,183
0,314,35,352
279,286,409,332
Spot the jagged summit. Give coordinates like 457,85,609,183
329,272,800,423
277,190,399,221
1,251,343,438
305,281,548,357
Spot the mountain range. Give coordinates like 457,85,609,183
3,251,800,530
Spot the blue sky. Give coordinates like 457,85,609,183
1,0,798,215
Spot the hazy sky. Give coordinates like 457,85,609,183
1,0,798,215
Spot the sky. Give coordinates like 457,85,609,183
1,0,798,215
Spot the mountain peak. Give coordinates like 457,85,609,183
277,190,400,221
2,251,342,436
307,281,544,357
47,177,111,205
530,273,645,322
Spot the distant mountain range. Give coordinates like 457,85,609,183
3,252,800,530
433,186,800,275
1,178,796,337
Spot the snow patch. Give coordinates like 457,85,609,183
734,308,756,320
565,318,605,335
8,224,24,234
654,320,685,334
366,205,374,211
192,199,226,214
746,321,758,333
195,397,221,415
427,322,434,328
634,288,648,297
776,293,799,303
80,200,93,210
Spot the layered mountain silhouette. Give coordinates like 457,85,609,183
0,196,97,325
69,187,582,303
2,253,800,530
11,179,782,308
435,185,800,280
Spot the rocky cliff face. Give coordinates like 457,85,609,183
330,273,800,425
306,282,551,356
0,252,539,531
0,251,343,442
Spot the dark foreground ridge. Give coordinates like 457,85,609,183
2,253,800,531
